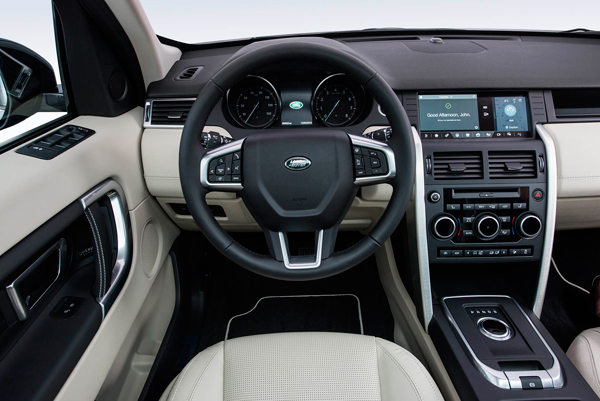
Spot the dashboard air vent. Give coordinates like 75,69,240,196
150,100,195,126
433,152,483,180
175,66,203,81
489,151,537,179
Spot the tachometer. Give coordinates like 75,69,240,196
312,74,365,127
227,76,280,128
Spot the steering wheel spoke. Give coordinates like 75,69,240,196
200,138,245,192
349,134,396,187
263,227,339,270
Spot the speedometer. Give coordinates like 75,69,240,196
312,74,365,127
227,76,280,128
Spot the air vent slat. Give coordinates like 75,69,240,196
432,152,483,180
175,66,203,81
488,151,537,179
150,100,195,126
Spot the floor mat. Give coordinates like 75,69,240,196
225,294,363,340
194,232,395,354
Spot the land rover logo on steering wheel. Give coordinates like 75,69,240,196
284,156,312,171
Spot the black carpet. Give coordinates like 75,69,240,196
193,232,395,354
226,294,363,340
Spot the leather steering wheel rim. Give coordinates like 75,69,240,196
179,39,415,281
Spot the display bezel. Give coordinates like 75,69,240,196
417,92,532,139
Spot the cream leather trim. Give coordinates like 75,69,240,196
104,0,181,88
567,328,600,397
161,333,444,401
545,122,600,198
0,109,148,256
557,197,600,230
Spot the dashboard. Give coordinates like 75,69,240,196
225,73,369,129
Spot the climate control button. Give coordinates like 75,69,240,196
474,213,500,240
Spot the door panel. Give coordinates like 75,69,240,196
0,109,180,399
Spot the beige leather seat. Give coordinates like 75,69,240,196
567,328,600,397
160,332,444,401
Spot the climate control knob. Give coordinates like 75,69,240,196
474,213,500,240
515,213,543,239
431,214,458,240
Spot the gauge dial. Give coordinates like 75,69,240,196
312,74,365,127
227,76,280,129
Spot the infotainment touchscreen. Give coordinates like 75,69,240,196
418,94,530,139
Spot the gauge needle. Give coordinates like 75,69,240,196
325,100,340,121
245,102,260,123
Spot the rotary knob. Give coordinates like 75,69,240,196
515,213,542,239
431,214,458,240
474,213,500,240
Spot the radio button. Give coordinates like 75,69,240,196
463,216,474,223
439,250,452,257
452,250,463,257
463,230,474,236
463,204,475,211
513,203,526,210
499,203,511,210
499,229,511,236
487,203,499,210
499,216,511,224
475,204,487,210
428,191,441,203
465,250,473,256
446,204,460,211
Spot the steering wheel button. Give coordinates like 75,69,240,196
353,146,362,154
355,169,366,177
233,152,241,160
232,160,241,174
370,157,381,168
354,156,364,168
231,175,242,182
216,164,226,175
371,168,383,175
216,156,226,164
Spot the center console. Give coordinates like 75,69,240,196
403,91,599,399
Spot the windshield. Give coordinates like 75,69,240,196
140,0,600,44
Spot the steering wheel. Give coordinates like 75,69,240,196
180,40,415,281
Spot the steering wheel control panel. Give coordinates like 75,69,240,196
425,185,547,263
352,144,389,179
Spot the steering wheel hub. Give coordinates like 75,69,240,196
241,129,356,232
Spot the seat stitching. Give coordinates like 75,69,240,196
168,345,217,401
187,347,223,401
376,342,422,401
581,335,600,393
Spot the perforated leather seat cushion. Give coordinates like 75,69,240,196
159,332,444,401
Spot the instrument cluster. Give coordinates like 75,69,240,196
225,73,368,129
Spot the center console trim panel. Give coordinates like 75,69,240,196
441,295,564,390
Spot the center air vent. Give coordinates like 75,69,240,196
489,151,537,179
433,152,483,180
149,100,195,126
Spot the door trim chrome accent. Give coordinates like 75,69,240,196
349,134,396,186
6,238,67,321
80,180,131,319
279,230,324,269
533,124,558,317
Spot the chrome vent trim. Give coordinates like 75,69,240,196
144,98,196,128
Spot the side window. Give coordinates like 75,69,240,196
0,3,68,146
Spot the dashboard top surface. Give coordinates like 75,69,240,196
148,34,600,98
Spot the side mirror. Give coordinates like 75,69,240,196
0,39,65,131
0,72,9,129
